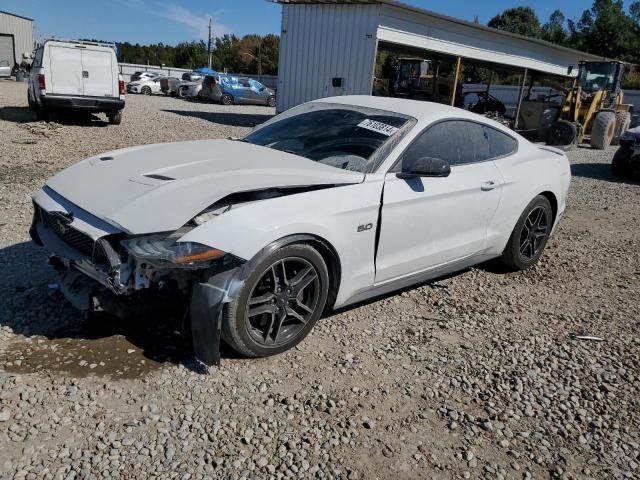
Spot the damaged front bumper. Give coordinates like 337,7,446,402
30,189,245,366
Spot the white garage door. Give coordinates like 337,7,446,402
0,35,15,65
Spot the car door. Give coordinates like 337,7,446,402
48,45,84,96
235,77,253,104
81,48,114,97
374,119,505,283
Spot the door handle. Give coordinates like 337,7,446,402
481,181,497,191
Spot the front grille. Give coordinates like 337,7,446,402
38,207,108,264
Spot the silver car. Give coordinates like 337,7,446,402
0,60,11,78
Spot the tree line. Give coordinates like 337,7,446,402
116,34,279,75
487,0,640,87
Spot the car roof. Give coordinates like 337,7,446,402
314,95,465,119
313,95,524,137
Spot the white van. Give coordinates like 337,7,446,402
28,40,125,124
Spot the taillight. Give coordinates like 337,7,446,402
37,73,45,90
119,79,125,95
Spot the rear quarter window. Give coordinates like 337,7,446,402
484,126,518,158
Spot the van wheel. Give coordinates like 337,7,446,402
107,111,122,125
221,94,233,105
36,108,49,122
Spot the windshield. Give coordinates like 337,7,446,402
243,102,415,173
577,62,618,93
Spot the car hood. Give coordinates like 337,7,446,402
44,139,364,234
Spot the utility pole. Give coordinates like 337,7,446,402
207,18,213,69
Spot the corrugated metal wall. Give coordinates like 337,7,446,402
0,12,33,63
377,5,603,78
277,4,379,112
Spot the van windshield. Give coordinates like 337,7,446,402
243,102,415,173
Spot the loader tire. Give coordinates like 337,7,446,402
611,111,631,146
591,111,616,150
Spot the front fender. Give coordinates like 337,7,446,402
180,181,384,306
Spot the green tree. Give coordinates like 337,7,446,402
541,10,568,44
488,7,542,38
568,1,636,60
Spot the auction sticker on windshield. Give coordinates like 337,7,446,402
357,119,399,136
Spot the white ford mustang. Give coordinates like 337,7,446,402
30,96,570,364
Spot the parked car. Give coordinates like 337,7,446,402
28,39,125,124
127,76,165,95
0,60,11,78
130,71,161,82
161,72,205,96
611,126,640,178
200,74,275,106
30,96,570,363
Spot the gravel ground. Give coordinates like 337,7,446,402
1,79,639,480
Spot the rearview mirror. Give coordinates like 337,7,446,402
396,156,451,179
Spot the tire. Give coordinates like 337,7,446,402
222,244,329,357
221,94,233,106
141,86,152,95
590,111,616,149
267,96,276,107
611,147,632,178
35,107,49,122
107,110,122,125
178,86,187,98
611,111,631,146
500,195,553,271
546,120,577,150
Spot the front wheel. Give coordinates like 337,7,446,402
500,195,553,271
611,147,632,178
141,86,152,95
222,244,329,357
267,96,276,107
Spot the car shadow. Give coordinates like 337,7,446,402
162,109,273,128
0,241,240,377
0,106,108,126
570,162,639,184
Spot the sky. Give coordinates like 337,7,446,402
1,0,596,46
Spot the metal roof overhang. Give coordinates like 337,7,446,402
272,0,608,77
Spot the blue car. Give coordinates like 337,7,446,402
200,75,276,107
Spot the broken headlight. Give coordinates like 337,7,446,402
121,235,226,268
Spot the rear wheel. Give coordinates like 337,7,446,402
546,120,577,150
611,111,631,146
500,195,553,271
107,110,122,125
222,244,329,357
221,94,233,106
141,86,152,95
611,147,633,178
590,111,616,149
35,107,49,122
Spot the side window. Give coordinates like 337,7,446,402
400,120,489,167
483,126,517,158
33,48,44,68
239,78,251,88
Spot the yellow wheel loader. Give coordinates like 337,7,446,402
546,61,632,150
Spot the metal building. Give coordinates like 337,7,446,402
0,10,34,67
274,0,604,112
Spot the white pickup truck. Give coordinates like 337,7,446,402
28,39,125,124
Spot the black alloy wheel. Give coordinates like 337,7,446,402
518,206,549,261
500,195,553,271
221,244,329,357
245,257,320,347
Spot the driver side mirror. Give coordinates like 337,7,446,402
396,156,451,179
